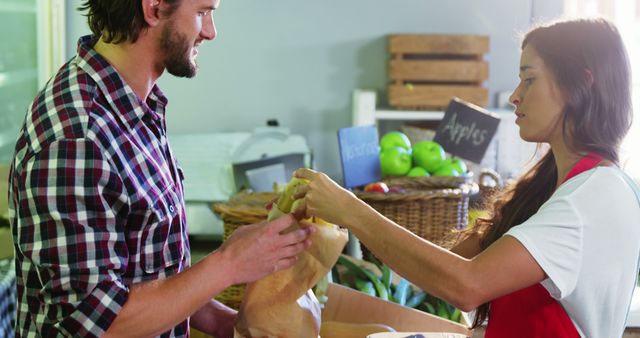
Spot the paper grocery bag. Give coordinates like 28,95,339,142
234,208,348,338
367,333,468,338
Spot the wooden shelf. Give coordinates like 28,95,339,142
352,89,446,125
375,109,444,121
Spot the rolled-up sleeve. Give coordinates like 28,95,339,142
15,138,130,337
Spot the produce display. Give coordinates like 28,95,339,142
412,140,446,173
378,131,467,178
380,146,413,177
332,255,463,323
363,182,390,193
379,131,411,152
234,178,348,338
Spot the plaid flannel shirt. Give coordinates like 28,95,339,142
9,35,191,337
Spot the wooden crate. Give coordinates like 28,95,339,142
387,34,490,110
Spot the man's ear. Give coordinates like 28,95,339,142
142,0,162,27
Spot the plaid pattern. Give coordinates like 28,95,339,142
0,259,16,337
9,36,190,337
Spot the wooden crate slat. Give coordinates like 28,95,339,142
389,59,488,82
389,34,489,55
388,84,489,109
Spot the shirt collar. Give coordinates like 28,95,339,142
74,35,169,128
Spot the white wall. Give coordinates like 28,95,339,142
65,1,564,181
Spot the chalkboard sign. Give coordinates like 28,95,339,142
433,98,501,163
337,125,381,188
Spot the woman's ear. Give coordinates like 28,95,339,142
141,0,162,27
584,68,594,88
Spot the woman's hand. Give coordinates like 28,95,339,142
292,168,361,226
219,214,314,285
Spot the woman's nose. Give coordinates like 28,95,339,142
509,91,521,107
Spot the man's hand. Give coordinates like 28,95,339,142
218,214,314,285
191,300,237,338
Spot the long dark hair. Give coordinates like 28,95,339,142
79,0,183,44
471,17,633,327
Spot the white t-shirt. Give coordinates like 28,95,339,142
505,167,640,338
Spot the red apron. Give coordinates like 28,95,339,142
485,152,603,337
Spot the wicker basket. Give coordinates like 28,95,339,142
478,169,503,203
211,191,277,309
355,176,472,255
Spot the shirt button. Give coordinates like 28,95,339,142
169,205,175,213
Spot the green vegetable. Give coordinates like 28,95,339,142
446,302,456,315
331,266,342,286
393,278,411,306
337,256,368,279
423,302,436,314
405,291,427,308
337,256,389,301
381,265,392,291
450,308,462,323
355,279,376,297
436,300,450,320
380,265,393,301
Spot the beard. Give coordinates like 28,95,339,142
160,21,198,78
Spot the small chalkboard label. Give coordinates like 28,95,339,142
433,98,501,163
337,125,381,188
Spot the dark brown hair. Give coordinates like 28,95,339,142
79,0,183,44
471,17,633,327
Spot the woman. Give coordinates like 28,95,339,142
294,18,640,337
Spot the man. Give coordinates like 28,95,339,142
8,0,313,337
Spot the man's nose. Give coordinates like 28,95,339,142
201,15,216,40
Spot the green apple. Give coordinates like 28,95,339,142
407,166,430,177
446,158,467,175
432,165,460,177
380,146,412,177
412,141,446,173
380,131,411,152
